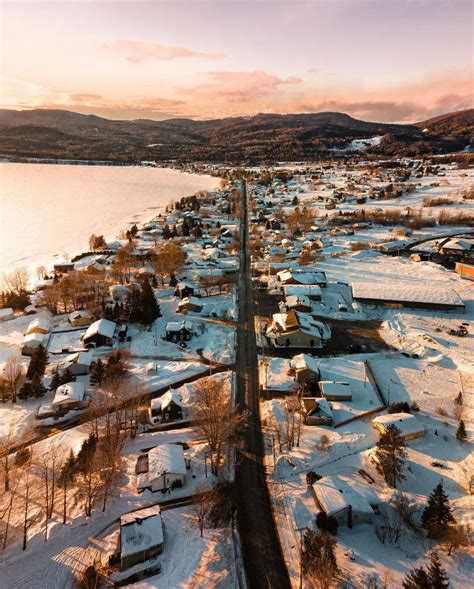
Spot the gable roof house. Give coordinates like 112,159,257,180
164,320,193,342
26,317,50,336
302,397,333,425
119,506,164,571
51,382,87,415
289,354,321,386
83,319,116,348
149,391,185,425
63,351,94,376
266,310,331,349
22,332,46,356
68,310,93,327
276,269,327,287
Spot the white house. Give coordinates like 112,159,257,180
266,310,331,349
52,382,86,413
140,443,187,492
26,317,50,336
22,332,45,356
63,351,94,376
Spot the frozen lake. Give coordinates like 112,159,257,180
0,162,218,274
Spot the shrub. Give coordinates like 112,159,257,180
388,401,411,414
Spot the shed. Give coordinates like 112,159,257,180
319,381,353,401
68,310,92,327
26,317,50,335
64,351,94,376
372,412,425,440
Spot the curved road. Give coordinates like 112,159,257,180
234,180,291,589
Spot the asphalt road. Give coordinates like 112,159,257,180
234,180,291,589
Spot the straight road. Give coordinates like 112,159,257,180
234,180,291,589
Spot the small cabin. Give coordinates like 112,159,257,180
83,319,116,348
164,321,193,342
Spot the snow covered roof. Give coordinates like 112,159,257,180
0,308,14,319
52,382,85,406
23,332,45,345
66,351,93,366
26,317,50,334
148,443,186,477
290,353,320,374
313,476,377,517
69,310,92,320
283,285,322,298
259,357,298,392
352,282,465,308
372,412,425,437
165,320,193,332
277,269,327,285
441,238,473,252
151,390,183,411
84,318,116,340
319,381,352,399
120,506,164,558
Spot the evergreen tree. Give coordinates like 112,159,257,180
89,358,105,386
137,279,161,325
455,420,467,443
26,344,49,379
151,274,158,288
18,380,33,401
50,367,62,391
182,219,190,237
426,552,449,588
454,392,463,405
61,367,73,385
169,273,178,287
292,194,299,206
31,373,47,398
193,225,203,239
402,566,430,589
421,481,456,539
375,424,407,488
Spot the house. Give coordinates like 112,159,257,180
83,319,116,348
174,282,195,299
54,263,74,274
63,351,94,376
289,354,321,387
149,391,185,425
259,357,299,398
119,506,164,571
139,443,187,492
164,320,193,342
26,317,50,336
52,382,86,414
372,412,425,440
312,475,379,527
68,310,92,327
276,269,327,287
319,381,353,401
302,397,333,425
266,310,331,349
177,296,203,314
439,238,473,261
281,294,312,313
283,284,322,302
22,332,45,356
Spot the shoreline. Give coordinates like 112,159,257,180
1,163,220,280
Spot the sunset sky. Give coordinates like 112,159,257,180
1,0,472,122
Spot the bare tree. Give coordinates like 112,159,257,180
190,485,215,537
0,427,16,492
21,447,39,550
1,476,21,549
191,377,246,476
3,352,24,403
3,267,29,295
39,446,59,542
152,241,187,286
445,524,469,555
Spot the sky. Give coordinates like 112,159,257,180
0,0,472,122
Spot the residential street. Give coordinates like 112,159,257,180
234,180,291,589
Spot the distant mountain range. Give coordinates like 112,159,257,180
0,108,472,163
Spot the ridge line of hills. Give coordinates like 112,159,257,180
0,107,472,163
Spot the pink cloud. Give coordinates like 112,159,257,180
182,70,303,102
108,40,225,63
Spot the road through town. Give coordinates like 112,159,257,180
234,180,291,589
